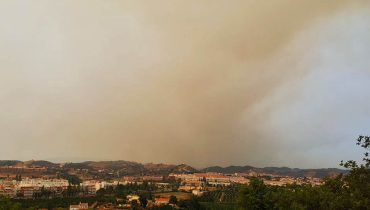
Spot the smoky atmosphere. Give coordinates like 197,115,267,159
1,0,370,169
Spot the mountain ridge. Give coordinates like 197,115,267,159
202,165,348,178
0,160,347,178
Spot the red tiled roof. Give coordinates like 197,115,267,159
155,198,170,203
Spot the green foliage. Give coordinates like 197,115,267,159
178,196,204,210
14,174,21,182
150,205,175,210
199,185,239,203
14,196,115,209
0,197,22,210
95,182,156,198
200,202,238,210
237,135,370,210
238,178,268,210
130,200,139,210
340,135,370,209
238,179,358,210
96,188,107,197
169,195,177,204
59,173,81,185
139,194,148,208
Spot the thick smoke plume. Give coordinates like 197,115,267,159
0,1,370,168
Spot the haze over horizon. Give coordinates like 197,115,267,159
1,0,370,168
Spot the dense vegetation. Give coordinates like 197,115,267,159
198,185,239,203
238,135,370,210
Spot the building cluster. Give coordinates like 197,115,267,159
0,178,69,198
170,172,322,193
0,171,323,210
0,171,323,200
0,177,172,199
263,176,322,186
69,202,88,210
80,180,120,195
169,172,249,195
125,194,172,207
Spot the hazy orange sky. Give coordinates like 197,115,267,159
0,1,369,168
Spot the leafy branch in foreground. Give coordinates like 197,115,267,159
238,135,370,210
341,135,370,169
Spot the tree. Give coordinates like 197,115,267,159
60,173,81,185
169,195,177,205
139,195,148,208
96,188,107,197
340,135,370,209
238,178,268,210
237,135,370,210
178,196,203,210
0,197,22,210
130,200,139,210
341,135,370,169
15,174,22,181
151,205,174,210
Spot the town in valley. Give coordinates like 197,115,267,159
0,160,342,209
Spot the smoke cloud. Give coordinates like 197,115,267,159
0,0,369,168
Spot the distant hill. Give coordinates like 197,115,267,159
0,160,57,168
0,160,22,167
202,165,348,178
203,165,255,174
144,163,197,174
22,160,59,168
62,161,197,176
0,160,347,178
